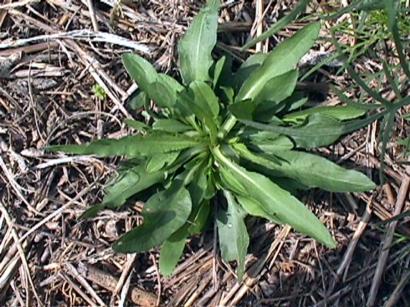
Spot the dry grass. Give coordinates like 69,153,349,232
0,1,409,306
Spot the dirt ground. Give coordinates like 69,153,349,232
0,1,409,306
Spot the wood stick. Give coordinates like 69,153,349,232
78,263,157,306
366,177,410,307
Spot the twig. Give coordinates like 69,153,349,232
65,263,106,306
59,272,97,307
0,29,150,53
150,253,162,307
254,0,263,52
0,255,20,290
366,176,410,307
0,202,44,306
17,185,95,244
0,0,40,10
336,195,374,281
78,263,157,306
86,0,99,32
112,253,137,303
118,270,132,307
0,0,11,27
35,156,103,169
0,155,38,214
316,244,410,306
384,269,410,307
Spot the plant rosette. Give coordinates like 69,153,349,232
48,0,375,279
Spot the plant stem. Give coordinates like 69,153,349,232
211,146,231,169
218,115,237,139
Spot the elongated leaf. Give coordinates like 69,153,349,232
213,56,233,89
153,74,185,109
236,23,320,102
220,86,235,104
290,114,344,148
283,105,366,123
237,144,374,193
113,183,192,253
240,113,344,149
229,99,255,120
213,147,336,248
178,1,220,84
82,164,166,218
187,162,209,205
146,152,180,172
47,134,202,157
185,82,219,140
153,119,192,133
128,91,148,110
236,195,281,224
190,81,220,118
217,191,249,280
148,81,175,109
255,92,308,122
234,70,299,122
159,226,189,276
233,53,267,90
254,70,299,105
188,200,211,234
232,142,282,167
245,132,294,153
262,150,375,192
124,119,149,131
122,53,158,92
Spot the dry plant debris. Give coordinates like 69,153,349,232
0,0,409,306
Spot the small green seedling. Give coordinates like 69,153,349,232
92,83,107,100
49,0,375,279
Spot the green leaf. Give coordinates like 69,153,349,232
113,183,192,253
190,81,220,118
236,23,320,102
245,132,294,153
228,99,255,120
213,147,336,248
187,162,209,205
178,1,220,84
220,86,235,104
124,119,149,132
283,105,366,124
188,200,211,235
233,53,267,91
128,91,148,110
159,226,189,276
255,92,308,121
122,53,158,92
232,142,282,168
273,150,375,192
82,164,166,218
240,113,345,149
47,133,202,157
236,195,281,224
212,56,233,89
148,81,175,109
217,191,249,280
187,82,219,140
153,119,192,133
146,152,180,172
254,70,299,105
290,114,344,148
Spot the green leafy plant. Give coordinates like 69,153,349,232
48,0,376,279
